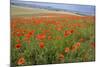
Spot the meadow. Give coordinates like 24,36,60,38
11,5,95,66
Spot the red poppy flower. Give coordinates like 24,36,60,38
17,33,22,37
39,42,44,48
70,30,74,33
64,30,71,37
29,30,35,35
64,30,74,37
17,57,25,65
15,44,21,49
25,34,31,39
71,42,81,52
36,33,46,40
25,30,35,39
35,20,42,25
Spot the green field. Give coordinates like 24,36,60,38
11,5,95,66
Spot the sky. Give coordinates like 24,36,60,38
21,0,95,5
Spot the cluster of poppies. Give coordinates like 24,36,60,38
11,14,95,65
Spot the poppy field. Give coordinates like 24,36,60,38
11,7,95,66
